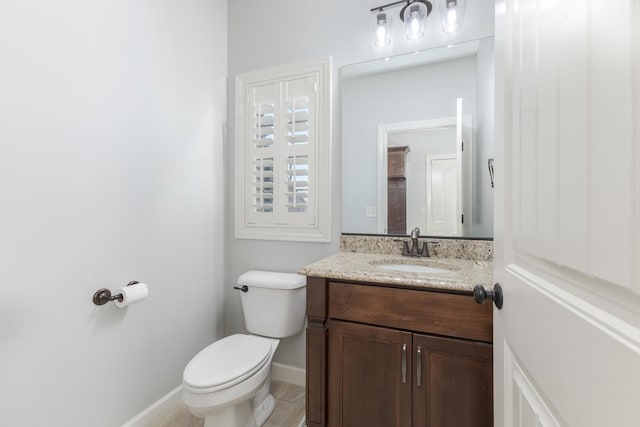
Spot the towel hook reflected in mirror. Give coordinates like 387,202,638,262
488,158,495,188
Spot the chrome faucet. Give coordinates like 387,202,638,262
409,227,420,255
395,227,430,257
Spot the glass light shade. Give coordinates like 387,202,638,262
440,0,465,33
403,2,428,41
373,12,392,47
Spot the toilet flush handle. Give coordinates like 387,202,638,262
233,285,249,292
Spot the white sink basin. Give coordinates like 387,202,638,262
377,264,454,274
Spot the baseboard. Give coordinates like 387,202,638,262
121,384,183,427
271,362,306,387
121,364,305,426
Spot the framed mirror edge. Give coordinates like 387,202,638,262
339,36,495,79
340,35,495,239
341,233,493,241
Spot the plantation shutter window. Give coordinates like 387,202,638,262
235,58,331,242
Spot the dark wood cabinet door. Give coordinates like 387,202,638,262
388,178,407,234
387,146,408,178
412,334,493,427
328,320,413,427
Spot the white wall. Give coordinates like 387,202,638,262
0,1,227,426
227,0,494,369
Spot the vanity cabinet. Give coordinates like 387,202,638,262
306,277,493,427
387,146,409,234
329,320,412,426
387,178,407,234
387,146,409,178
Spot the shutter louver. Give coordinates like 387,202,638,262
285,155,309,212
287,96,310,146
254,103,275,148
252,157,274,212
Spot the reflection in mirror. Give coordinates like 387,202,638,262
341,37,494,238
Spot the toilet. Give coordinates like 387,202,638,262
182,271,307,427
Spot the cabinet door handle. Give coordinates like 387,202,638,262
401,344,407,384
416,346,422,387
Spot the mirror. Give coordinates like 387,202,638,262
341,37,494,238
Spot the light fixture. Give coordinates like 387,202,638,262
440,0,466,33
373,12,392,47
370,0,433,47
401,1,430,40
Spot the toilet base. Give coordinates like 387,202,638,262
201,393,275,427
254,394,275,426
203,399,254,427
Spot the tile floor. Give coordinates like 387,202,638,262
155,381,305,427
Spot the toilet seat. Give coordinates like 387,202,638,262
183,334,272,393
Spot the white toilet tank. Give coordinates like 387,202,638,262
237,271,307,338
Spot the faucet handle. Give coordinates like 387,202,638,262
393,239,410,256
419,241,430,257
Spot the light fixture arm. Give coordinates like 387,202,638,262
370,0,409,13
370,0,433,21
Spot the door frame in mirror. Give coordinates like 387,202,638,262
376,116,472,235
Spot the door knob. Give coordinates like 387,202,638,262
473,283,503,309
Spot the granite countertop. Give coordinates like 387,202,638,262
299,252,493,293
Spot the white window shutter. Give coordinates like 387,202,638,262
235,58,331,242
247,83,278,224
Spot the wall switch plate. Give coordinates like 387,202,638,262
366,206,377,217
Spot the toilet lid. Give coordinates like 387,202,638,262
183,334,272,389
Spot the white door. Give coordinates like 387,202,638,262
456,98,473,236
494,0,640,426
425,154,458,235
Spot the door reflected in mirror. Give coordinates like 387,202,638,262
341,37,494,238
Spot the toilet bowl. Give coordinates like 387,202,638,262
182,271,306,427
182,334,279,427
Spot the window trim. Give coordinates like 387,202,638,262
234,57,332,242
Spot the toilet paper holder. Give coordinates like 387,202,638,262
93,281,139,306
